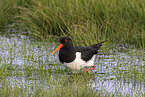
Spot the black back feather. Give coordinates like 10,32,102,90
74,41,106,62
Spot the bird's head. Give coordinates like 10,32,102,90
51,36,73,54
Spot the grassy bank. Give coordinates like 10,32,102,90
0,0,145,48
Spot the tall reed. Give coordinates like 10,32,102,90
0,0,145,48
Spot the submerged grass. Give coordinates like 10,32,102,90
0,34,144,96
0,0,145,48
0,0,145,96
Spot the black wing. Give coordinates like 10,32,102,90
74,46,97,62
74,41,105,62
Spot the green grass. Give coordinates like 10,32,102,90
0,34,144,97
0,0,145,48
0,0,145,96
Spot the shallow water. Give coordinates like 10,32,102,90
0,33,144,96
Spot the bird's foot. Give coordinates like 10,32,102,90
84,65,96,72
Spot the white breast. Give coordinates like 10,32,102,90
63,52,96,70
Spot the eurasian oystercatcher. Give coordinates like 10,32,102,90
52,36,105,72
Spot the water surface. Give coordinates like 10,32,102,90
0,33,144,97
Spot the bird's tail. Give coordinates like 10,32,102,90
90,41,106,50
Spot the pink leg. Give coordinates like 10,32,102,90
84,65,96,72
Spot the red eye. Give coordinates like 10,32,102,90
65,40,68,42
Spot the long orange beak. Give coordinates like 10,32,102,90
51,44,63,54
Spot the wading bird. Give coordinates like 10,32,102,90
52,36,105,72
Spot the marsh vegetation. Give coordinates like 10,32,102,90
0,0,145,96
